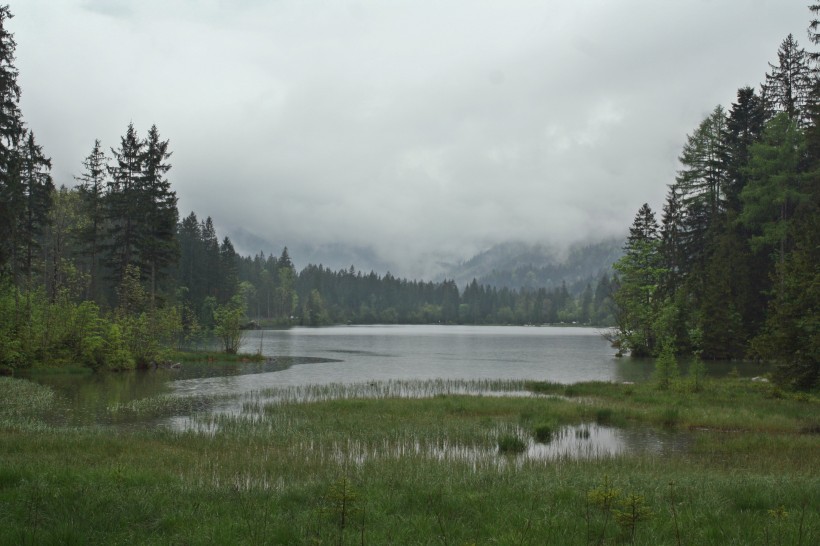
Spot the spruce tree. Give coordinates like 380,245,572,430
177,211,203,303
740,114,808,275
675,106,731,276
763,34,812,126
75,139,108,302
726,87,765,211
106,123,145,293
18,131,53,290
200,216,220,301
613,204,665,357
0,5,25,280
139,125,178,305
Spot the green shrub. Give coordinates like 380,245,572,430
596,408,614,424
497,434,526,454
533,424,554,443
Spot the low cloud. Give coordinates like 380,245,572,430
14,0,809,277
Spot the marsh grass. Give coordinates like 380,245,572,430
169,350,266,363
0,376,818,544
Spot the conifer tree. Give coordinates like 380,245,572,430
200,216,220,301
106,123,145,292
177,211,202,301
218,236,239,303
674,106,730,274
76,139,108,302
0,5,25,279
763,34,812,126
139,125,178,305
18,131,53,290
725,87,765,211
613,204,665,357
740,114,808,276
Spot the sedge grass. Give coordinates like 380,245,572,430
0,376,818,544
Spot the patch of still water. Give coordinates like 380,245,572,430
316,424,690,470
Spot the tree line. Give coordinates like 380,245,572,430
235,258,615,327
612,19,819,389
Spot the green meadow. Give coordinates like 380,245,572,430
1,375,818,545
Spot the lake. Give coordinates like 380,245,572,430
25,325,769,439
173,325,643,398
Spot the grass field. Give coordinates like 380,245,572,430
1,375,818,545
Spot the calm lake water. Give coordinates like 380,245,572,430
26,325,769,459
173,325,639,398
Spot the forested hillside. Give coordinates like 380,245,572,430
611,31,819,389
445,239,622,292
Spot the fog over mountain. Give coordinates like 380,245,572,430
13,1,809,279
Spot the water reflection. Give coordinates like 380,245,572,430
319,424,690,469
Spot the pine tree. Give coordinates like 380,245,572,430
106,123,145,292
613,204,666,357
675,106,731,276
177,211,202,301
139,125,178,305
0,5,25,280
200,216,220,301
725,87,765,211
75,139,108,302
763,34,813,126
218,236,239,303
740,114,809,277
18,131,53,290
659,187,684,298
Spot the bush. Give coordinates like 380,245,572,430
654,342,680,390
497,434,527,454
533,424,554,443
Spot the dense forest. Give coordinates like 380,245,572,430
0,4,817,391
611,28,819,388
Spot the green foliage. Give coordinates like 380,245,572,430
613,204,666,356
614,493,653,544
533,423,554,443
688,356,708,393
752,211,819,390
497,434,527,454
654,342,680,391
213,293,246,354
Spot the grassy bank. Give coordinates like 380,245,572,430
168,350,267,363
0,376,818,545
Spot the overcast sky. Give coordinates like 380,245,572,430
11,0,811,277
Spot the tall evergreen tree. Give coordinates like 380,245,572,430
613,204,665,357
0,5,25,279
75,139,108,302
763,34,813,126
139,125,178,305
725,87,766,211
200,216,220,302
674,106,730,277
18,131,53,290
740,114,808,277
177,211,203,303
106,123,144,293
659,187,684,298
218,236,239,304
